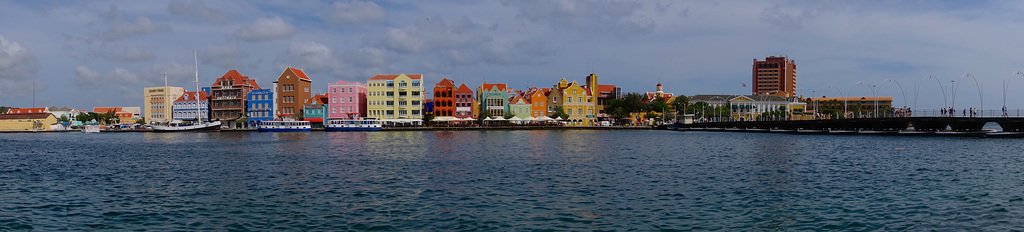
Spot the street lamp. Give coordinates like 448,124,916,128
928,75,948,109
1003,71,1024,117
856,81,880,118
826,84,849,118
962,74,982,117
885,78,907,111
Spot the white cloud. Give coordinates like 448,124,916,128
105,47,155,62
503,0,655,35
275,41,344,74
0,34,39,99
325,1,386,26
369,17,491,53
97,5,172,41
232,16,296,42
168,0,231,23
201,44,248,69
74,66,139,86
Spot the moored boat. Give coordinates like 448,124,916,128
151,121,221,132
258,121,312,132
325,118,381,131
81,125,101,133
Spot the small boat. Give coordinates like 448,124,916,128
258,120,311,132
934,129,994,137
325,118,382,131
828,129,858,134
986,131,1024,138
151,121,221,132
81,125,101,133
858,130,898,134
745,128,770,132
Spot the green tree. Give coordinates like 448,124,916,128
552,106,568,120
650,101,669,114
477,109,491,124
58,114,70,123
644,111,660,120
670,96,690,112
135,117,146,124
0,106,9,114
102,110,117,124
422,113,435,127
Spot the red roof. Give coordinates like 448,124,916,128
510,95,530,104
304,94,329,104
0,113,53,120
212,70,259,88
7,108,46,114
288,67,311,81
435,78,454,87
481,83,507,92
597,84,617,98
368,74,423,80
175,91,209,102
454,83,473,93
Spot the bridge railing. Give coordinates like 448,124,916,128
906,109,1024,118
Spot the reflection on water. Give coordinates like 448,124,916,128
3,131,1024,230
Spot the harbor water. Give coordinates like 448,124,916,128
2,130,1023,230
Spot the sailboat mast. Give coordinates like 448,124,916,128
164,72,168,124
194,49,202,122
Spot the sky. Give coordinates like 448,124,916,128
2,0,1024,112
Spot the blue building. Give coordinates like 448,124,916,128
173,91,210,121
247,89,274,127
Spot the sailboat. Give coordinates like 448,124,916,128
152,50,222,132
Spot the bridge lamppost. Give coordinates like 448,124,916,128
928,75,948,110
962,74,982,117
857,81,880,118
1002,71,1024,117
951,80,958,115
885,78,908,113
826,84,848,118
711,96,724,122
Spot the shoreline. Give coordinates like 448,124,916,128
0,126,657,133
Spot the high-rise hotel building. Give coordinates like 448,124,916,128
752,56,796,97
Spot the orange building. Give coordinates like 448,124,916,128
753,56,797,97
7,108,47,114
433,78,455,117
528,87,550,118
274,67,312,119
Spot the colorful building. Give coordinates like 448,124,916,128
643,83,676,105
7,108,47,114
303,94,329,127
690,95,807,121
454,84,475,119
92,107,139,124
46,106,80,122
555,79,596,126
477,82,509,118
508,95,532,118
274,67,312,119
143,86,185,124
433,78,456,117
173,91,210,121
210,70,260,126
0,113,57,130
529,88,550,118
247,89,273,126
366,74,425,124
327,80,367,119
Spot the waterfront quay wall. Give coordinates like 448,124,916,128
685,117,1024,132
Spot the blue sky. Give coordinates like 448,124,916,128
1,0,1024,111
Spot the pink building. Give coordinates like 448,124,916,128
327,80,367,119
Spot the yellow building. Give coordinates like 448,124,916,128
0,113,57,130
144,86,185,124
554,79,596,126
366,74,425,125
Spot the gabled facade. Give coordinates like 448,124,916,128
529,88,549,118
477,82,509,117
274,67,313,119
46,106,79,122
143,86,185,124
366,74,425,120
303,94,329,127
643,82,676,105
454,84,474,118
556,79,596,126
327,80,367,119
433,78,456,117
247,89,273,126
173,91,210,121
210,70,260,124
508,95,532,118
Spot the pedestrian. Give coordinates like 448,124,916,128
942,108,946,117
1004,105,1009,117
963,109,966,117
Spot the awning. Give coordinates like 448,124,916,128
305,118,324,123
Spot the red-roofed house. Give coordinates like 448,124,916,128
454,84,474,119
477,82,510,117
211,70,260,127
303,94,329,127
643,82,676,104
173,91,210,121
433,78,456,117
275,67,312,119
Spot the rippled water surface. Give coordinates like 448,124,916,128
2,130,1024,230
